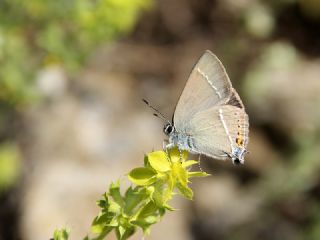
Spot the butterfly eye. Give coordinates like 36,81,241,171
163,124,174,135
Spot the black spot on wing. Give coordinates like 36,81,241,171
227,90,244,109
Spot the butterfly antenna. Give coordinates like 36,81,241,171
142,99,170,124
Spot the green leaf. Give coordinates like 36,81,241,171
91,212,115,233
172,162,188,187
90,227,113,240
117,226,136,240
109,181,125,207
146,186,155,197
162,181,175,203
188,171,210,178
130,219,152,235
136,201,158,219
151,185,164,206
131,201,160,234
163,204,176,211
91,223,106,234
159,207,166,216
96,192,109,208
128,167,156,186
143,154,151,167
149,181,173,207
108,200,121,213
182,160,198,168
124,186,147,215
106,218,119,227
147,151,171,172
176,183,193,200
91,224,113,235
116,225,126,240
167,173,175,192
53,228,70,240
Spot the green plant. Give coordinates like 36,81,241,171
53,147,209,240
0,0,153,108
52,229,70,240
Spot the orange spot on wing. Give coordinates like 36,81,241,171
236,137,244,146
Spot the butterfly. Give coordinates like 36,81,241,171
144,50,249,165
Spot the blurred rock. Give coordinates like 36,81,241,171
36,65,67,98
192,175,262,236
246,129,281,172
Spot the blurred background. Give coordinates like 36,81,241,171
1,0,320,239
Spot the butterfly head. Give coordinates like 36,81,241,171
163,123,175,136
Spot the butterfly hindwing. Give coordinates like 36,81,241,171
187,105,249,159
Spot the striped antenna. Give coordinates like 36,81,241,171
142,99,170,124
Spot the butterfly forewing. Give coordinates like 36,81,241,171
174,50,233,132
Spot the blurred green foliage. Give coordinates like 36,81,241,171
0,143,21,191
0,0,152,191
0,0,152,108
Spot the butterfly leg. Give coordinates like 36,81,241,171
177,144,183,162
165,142,175,149
163,140,172,162
162,140,168,151
198,154,204,172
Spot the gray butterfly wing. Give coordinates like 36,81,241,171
188,104,249,160
173,50,249,160
173,50,232,131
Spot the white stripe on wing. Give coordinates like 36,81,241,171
197,67,222,99
219,108,234,149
